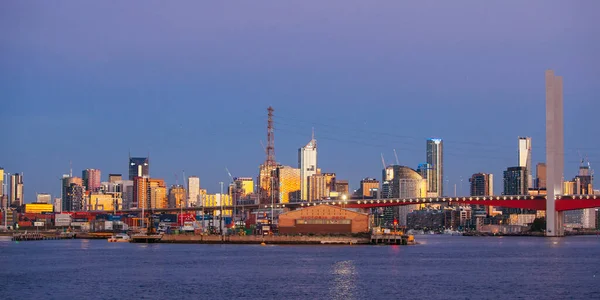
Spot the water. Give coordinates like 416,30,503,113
1,235,599,299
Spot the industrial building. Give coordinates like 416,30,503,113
278,205,369,234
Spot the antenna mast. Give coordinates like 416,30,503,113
266,106,276,167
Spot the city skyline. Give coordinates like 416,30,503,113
1,2,598,201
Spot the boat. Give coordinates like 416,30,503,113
129,233,163,243
108,233,130,243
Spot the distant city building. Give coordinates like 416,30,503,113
0,168,4,198
65,183,84,211
356,178,379,198
426,139,443,196
62,175,83,211
133,177,149,209
128,156,149,180
151,186,168,209
323,173,336,196
274,166,301,203
234,177,254,196
563,161,595,228
536,163,547,190
168,185,186,208
187,176,200,206
36,193,52,204
470,173,494,216
416,163,432,181
82,169,102,192
469,173,494,196
382,165,427,226
518,137,533,188
108,174,122,183
89,193,122,211
9,173,24,206
53,198,62,213
503,167,528,195
335,180,349,196
308,173,327,202
298,135,317,201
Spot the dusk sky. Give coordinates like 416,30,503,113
1,1,599,200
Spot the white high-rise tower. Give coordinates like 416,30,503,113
299,131,317,201
518,137,532,188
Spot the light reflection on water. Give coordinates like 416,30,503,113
330,260,357,300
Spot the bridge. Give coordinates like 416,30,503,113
104,194,600,215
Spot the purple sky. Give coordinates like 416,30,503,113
1,1,599,200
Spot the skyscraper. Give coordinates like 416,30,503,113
274,166,301,203
9,173,24,206
62,175,83,211
308,173,327,202
546,69,564,236
0,167,4,198
82,169,102,192
298,135,317,201
469,173,494,196
536,163,547,190
187,176,200,206
470,173,494,216
518,137,533,188
426,139,443,196
128,156,149,180
383,165,427,226
503,167,527,195
65,183,84,211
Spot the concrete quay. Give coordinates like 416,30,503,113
160,234,371,245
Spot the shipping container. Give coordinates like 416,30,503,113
159,214,177,223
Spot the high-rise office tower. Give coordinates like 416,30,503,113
470,173,494,216
108,174,122,183
82,169,102,192
9,173,24,206
128,156,149,180
503,167,528,195
518,137,533,188
546,69,564,236
469,173,494,196
148,178,166,209
426,139,443,196
298,135,317,201
274,166,301,203
62,176,83,211
536,163,547,190
133,177,149,209
65,183,84,211
187,176,200,206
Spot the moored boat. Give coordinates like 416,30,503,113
108,233,130,242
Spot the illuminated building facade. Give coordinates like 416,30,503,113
275,166,301,203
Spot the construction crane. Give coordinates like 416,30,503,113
393,149,400,165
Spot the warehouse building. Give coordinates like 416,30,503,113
278,204,369,234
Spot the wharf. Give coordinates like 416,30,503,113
12,232,75,241
370,234,415,245
160,234,371,245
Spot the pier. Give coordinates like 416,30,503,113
11,232,75,242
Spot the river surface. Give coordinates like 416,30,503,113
1,235,599,299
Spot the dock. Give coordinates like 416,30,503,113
370,234,415,245
12,232,75,241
